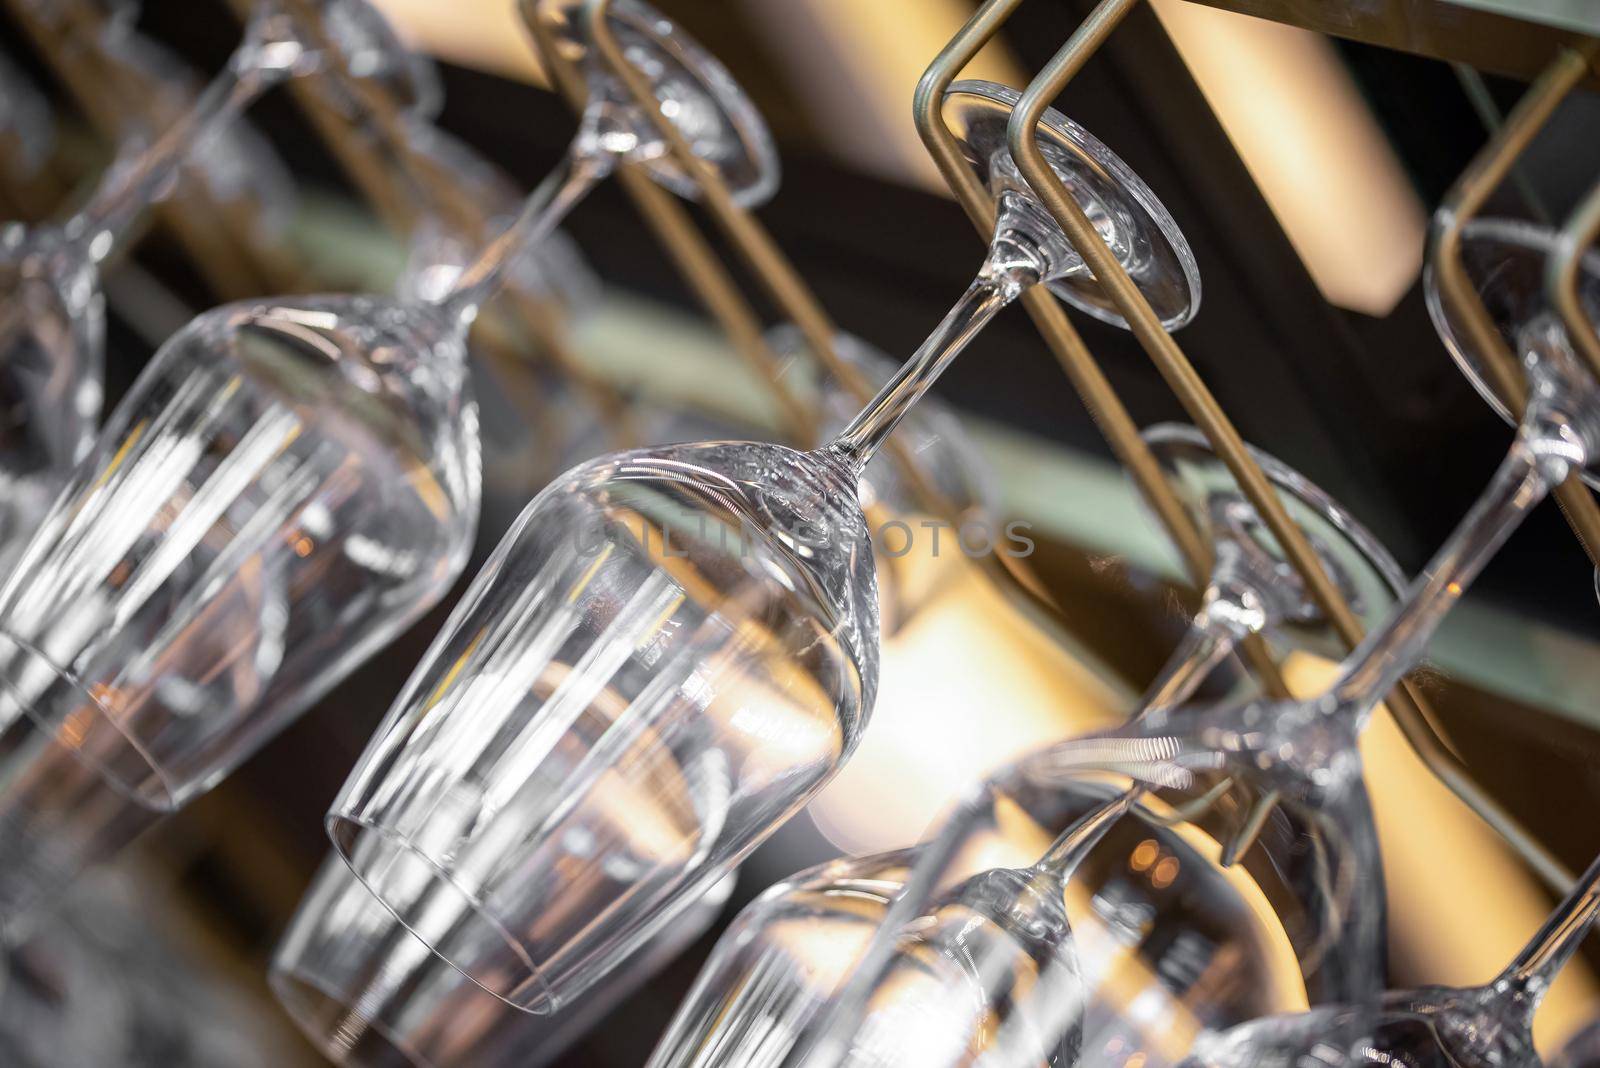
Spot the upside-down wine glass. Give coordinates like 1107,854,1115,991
800,219,1600,1066
0,0,435,566
1185,846,1600,1068
765,323,997,631
270,854,735,1068
323,75,1201,1018
0,0,785,931
651,424,1404,1068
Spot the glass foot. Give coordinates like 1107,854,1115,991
545,0,780,208
1142,423,1406,661
943,79,1201,330
1425,216,1600,487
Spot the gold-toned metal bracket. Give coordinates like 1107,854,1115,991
913,0,1579,890
1017,0,1582,891
1548,175,1600,385
1435,44,1600,566
524,0,1077,630
518,0,817,447
546,0,977,518
258,0,641,445
912,0,1291,698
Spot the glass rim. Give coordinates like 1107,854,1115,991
324,812,556,1015
0,629,178,812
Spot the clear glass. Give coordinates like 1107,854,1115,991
1424,217,1600,452
766,322,996,629
91,24,300,242
410,0,784,335
329,438,878,1012
0,0,435,570
777,429,1405,1066
0,292,477,925
648,851,921,1068
1186,847,1600,1068
649,778,1311,1068
947,227,1600,1068
539,0,781,207
271,852,734,1067
326,79,1198,1016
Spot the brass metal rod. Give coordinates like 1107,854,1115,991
910,0,1289,695
1434,45,1600,578
615,168,819,445
521,0,817,447
570,0,966,520
66,0,302,295
1548,177,1600,384
265,0,639,441
1015,0,1577,892
1010,0,1362,663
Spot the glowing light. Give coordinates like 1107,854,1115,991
1150,0,1426,316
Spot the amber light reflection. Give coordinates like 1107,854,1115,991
810,546,1600,1054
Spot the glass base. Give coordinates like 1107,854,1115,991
942,79,1202,331
327,815,554,1014
542,0,779,208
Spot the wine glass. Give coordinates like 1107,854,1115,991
860,221,1600,1063
1184,847,1600,1068
90,22,300,244
0,0,439,567
649,779,1312,1068
750,428,1403,1067
765,323,996,629
271,853,735,1067
322,76,1200,1018
403,0,784,341
0,0,781,928
1,869,294,1067
1425,216,1600,468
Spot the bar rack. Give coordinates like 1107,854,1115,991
520,0,1600,893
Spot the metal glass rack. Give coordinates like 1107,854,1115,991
511,0,1600,895
19,0,1592,895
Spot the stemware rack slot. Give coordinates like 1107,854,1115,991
522,0,1599,894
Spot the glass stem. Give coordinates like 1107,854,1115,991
1032,789,1138,880
1329,425,1567,720
823,237,1042,474
1497,849,1600,1002
431,144,612,326
1136,602,1248,725
69,61,280,262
